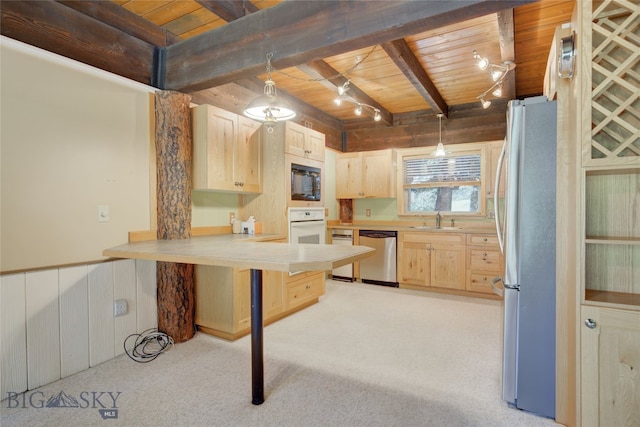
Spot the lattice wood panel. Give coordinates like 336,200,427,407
589,0,640,162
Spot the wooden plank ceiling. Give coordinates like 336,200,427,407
1,0,575,151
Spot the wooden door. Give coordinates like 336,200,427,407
306,129,325,162
336,152,363,198
581,305,640,427
398,240,430,287
236,116,262,193
234,268,252,332
487,141,505,197
362,151,393,197
284,121,307,158
431,244,465,289
263,270,285,320
205,107,236,191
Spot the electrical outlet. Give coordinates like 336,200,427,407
366,209,371,217
114,299,128,317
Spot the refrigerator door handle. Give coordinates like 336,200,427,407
494,138,507,254
490,276,504,297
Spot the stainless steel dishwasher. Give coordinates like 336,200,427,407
358,230,398,287
330,229,354,281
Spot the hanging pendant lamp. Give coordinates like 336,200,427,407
243,53,296,124
434,113,448,157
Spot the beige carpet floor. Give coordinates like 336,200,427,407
1,280,559,426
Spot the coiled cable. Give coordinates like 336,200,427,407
124,328,174,363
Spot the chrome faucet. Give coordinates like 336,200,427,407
435,212,442,229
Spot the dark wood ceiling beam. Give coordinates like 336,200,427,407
297,60,393,126
0,0,155,85
163,0,537,92
381,38,449,118
57,0,180,46
497,9,516,100
345,100,508,152
195,0,258,22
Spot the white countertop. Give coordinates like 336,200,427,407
103,235,374,273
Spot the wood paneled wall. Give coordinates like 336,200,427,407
1,260,157,397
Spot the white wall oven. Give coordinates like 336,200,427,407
288,207,326,275
288,207,326,244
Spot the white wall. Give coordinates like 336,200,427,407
0,37,154,272
0,38,158,399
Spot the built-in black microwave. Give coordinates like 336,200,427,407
291,163,321,201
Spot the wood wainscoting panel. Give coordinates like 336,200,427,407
59,265,89,378
88,263,115,367
136,260,158,333
1,273,28,397
113,260,138,357
25,269,61,390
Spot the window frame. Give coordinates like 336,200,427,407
397,144,488,217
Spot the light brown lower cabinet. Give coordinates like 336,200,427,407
465,234,503,295
581,305,640,427
398,232,466,290
195,265,324,340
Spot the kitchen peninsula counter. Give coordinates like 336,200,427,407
103,235,374,406
104,234,373,272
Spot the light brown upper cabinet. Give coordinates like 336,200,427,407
192,104,262,193
284,121,325,162
487,140,505,198
336,149,396,199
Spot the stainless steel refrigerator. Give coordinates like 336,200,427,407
493,96,557,419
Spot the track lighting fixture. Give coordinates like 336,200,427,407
473,50,516,109
473,50,489,70
479,97,492,110
334,80,382,122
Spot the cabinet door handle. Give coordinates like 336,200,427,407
584,318,597,329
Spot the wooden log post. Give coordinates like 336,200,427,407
155,90,195,343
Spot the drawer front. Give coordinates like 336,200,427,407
401,232,465,245
287,273,324,309
467,234,499,246
467,273,499,294
468,248,502,271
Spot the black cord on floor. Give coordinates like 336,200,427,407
124,328,174,363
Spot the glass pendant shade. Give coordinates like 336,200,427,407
244,80,296,123
433,113,448,157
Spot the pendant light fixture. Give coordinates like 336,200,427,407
433,113,448,157
243,53,296,125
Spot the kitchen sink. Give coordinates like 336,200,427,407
408,226,462,230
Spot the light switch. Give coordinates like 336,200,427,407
98,205,110,222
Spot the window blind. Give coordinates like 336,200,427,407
403,154,481,185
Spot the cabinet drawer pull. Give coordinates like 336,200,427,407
584,318,597,329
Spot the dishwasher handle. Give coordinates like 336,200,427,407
359,230,397,239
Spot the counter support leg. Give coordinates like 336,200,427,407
250,268,264,405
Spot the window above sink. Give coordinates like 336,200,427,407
398,144,487,217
